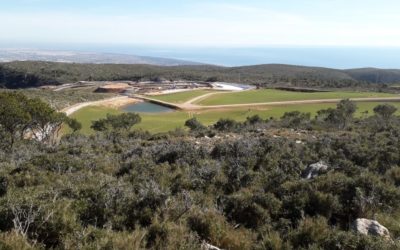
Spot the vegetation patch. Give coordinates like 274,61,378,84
0,88,115,110
71,102,400,134
3,94,400,249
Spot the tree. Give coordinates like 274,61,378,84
110,113,141,130
337,99,357,114
66,118,82,133
0,92,77,148
91,119,108,132
373,104,397,120
24,98,68,143
336,99,357,128
91,113,141,132
317,99,357,129
185,117,205,131
0,92,31,148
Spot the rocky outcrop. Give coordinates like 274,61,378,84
352,218,391,239
201,242,223,250
302,161,329,179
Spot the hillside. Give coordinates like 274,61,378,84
346,68,400,84
2,92,400,249
1,61,400,89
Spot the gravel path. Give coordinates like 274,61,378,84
63,93,400,115
181,97,400,110
61,96,138,116
144,95,400,111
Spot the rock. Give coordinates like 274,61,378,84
352,218,391,239
201,242,223,250
302,161,329,179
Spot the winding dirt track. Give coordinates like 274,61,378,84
182,97,400,110
182,92,219,105
62,92,400,117
136,93,400,111
61,96,139,116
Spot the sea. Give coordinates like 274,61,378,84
74,46,400,69
2,42,400,69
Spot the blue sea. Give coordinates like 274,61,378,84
75,46,400,69
2,42,400,69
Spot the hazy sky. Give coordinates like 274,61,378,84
1,0,400,47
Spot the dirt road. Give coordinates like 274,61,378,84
182,92,221,105
63,92,400,116
181,97,400,110
138,94,400,111
61,96,139,116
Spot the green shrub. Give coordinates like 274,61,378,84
0,231,41,250
187,209,254,250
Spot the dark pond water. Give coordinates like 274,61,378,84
122,102,175,113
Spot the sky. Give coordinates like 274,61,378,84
1,0,400,47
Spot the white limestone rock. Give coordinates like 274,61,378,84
303,161,329,179
352,218,391,239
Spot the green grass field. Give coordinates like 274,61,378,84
196,89,398,106
147,89,217,104
70,102,400,134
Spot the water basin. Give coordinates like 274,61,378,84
123,102,175,113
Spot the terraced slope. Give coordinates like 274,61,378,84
196,89,398,106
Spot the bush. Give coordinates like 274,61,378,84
146,222,169,248
0,231,40,250
187,210,254,250
91,113,141,131
281,111,311,128
185,117,206,131
246,115,263,125
0,176,7,197
63,227,147,250
2,96,400,248
214,118,240,131
289,216,330,248
219,190,281,228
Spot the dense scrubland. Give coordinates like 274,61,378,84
2,92,400,249
2,61,400,89
0,87,115,110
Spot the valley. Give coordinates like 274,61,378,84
53,83,400,133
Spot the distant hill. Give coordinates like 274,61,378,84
1,61,400,89
0,49,201,66
345,68,400,84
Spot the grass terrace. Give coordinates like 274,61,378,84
70,101,400,134
196,89,398,106
146,89,219,104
